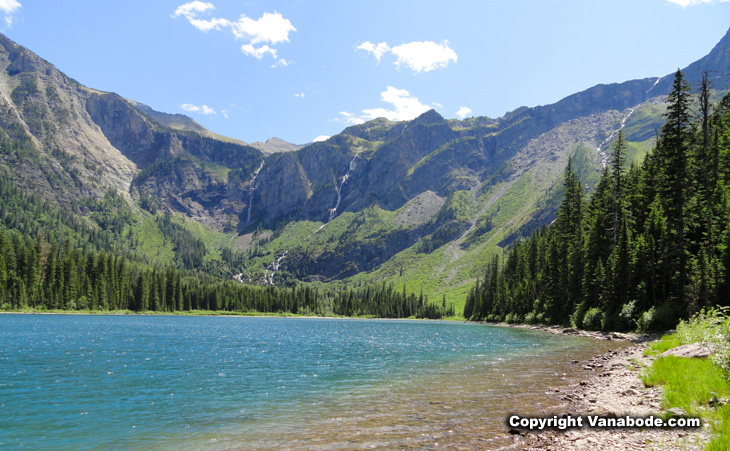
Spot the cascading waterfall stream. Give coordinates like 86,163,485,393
328,156,357,222
596,107,636,168
262,250,288,285
645,77,661,97
246,161,265,224
258,155,359,286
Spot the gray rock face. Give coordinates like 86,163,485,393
0,33,138,204
2,27,730,282
0,33,264,229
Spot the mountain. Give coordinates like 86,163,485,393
250,137,305,155
1,28,729,310
0,32,269,230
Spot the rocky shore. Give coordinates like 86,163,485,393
494,323,647,342
498,326,711,450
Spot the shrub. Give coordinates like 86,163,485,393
637,303,683,333
582,307,604,331
616,300,638,331
636,307,655,333
570,302,588,329
676,307,730,375
524,311,544,325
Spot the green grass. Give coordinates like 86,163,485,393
199,160,231,182
325,172,543,315
129,210,175,265
624,138,654,165
176,214,236,263
622,100,667,142
645,334,683,356
643,356,730,415
709,408,730,451
643,333,730,450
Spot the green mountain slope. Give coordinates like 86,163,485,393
1,28,729,314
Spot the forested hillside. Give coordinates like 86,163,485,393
465,70,730,331
2,28,730,319
0,175,451,318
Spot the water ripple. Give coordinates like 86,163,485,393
0,315,619,450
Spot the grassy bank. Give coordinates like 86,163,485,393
642,309,730,450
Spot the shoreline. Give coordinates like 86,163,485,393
471,320,656,343
0,308,463,321
506,341,711,451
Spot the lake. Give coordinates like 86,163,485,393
0,314,620,450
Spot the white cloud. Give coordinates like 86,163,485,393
173,3,295,64
0,0,20,27
180,103,216,115
666,0,729,6
335,111,365,126
172,1,229,31
356,41,390,63
455,106,472,119
221,109,229,118
0,0,20,13
174,1,214,19
356,40,457,73
241,43,277,59
294,92,305,98
313,135,330,142
230,11,295,45
336,86,433,125
391,41,457,73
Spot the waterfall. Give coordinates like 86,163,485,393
259,154,358,286
645,77,661,96
328,156,357,222
246,161,265,223
262,250,288,285
596,107,636,168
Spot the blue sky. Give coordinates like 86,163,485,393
2,0,730,144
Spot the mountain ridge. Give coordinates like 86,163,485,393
1,28,729,306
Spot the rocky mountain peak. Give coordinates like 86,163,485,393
0,34,50,77
412,109,445,126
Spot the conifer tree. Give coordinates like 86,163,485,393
657,69,693,305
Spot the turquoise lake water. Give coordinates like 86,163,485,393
0,314,619,450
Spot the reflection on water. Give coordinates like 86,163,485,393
0,315,622,450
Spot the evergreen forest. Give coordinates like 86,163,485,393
465,70,730,331
0,171,453,319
